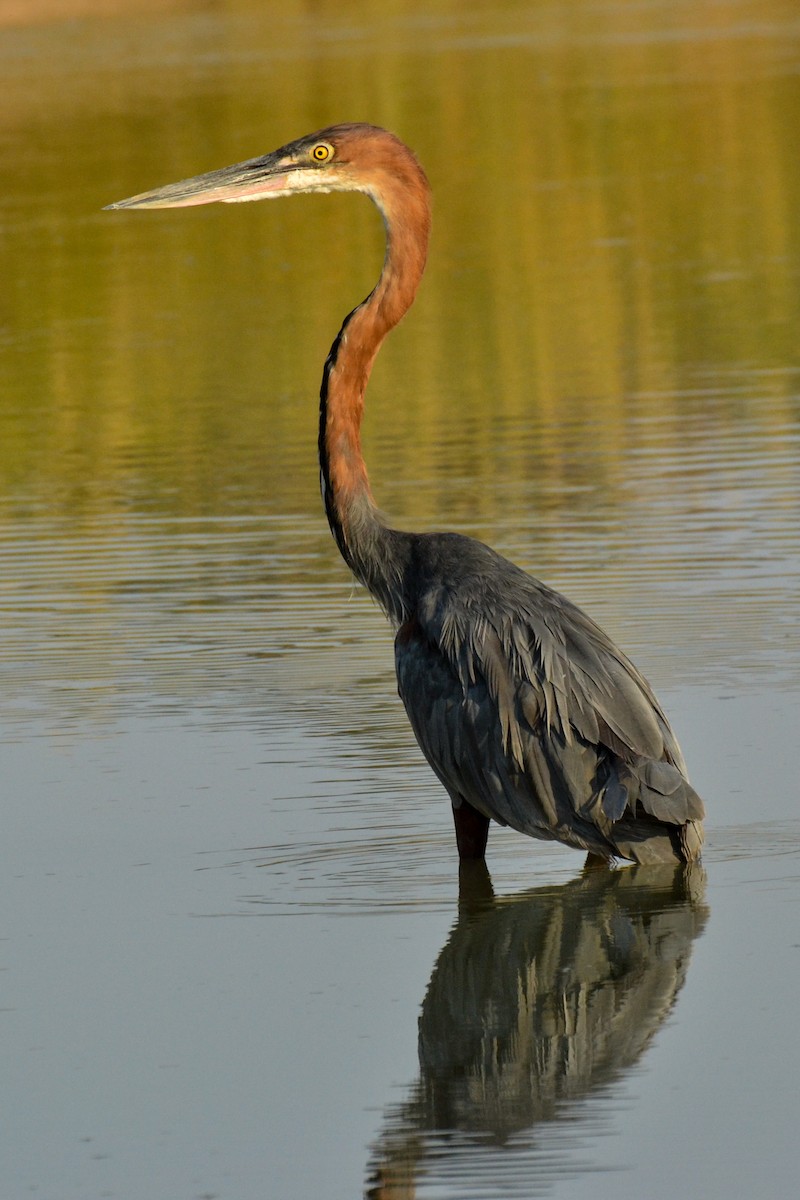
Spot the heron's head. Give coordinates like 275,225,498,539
105,123,428,213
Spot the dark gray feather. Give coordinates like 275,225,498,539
395,531,704,863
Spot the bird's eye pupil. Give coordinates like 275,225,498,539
313,144,331,162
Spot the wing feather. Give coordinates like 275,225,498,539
395,537,704,862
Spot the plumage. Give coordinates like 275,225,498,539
108,122,705,866
394,532,703,863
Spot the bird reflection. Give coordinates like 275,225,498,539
366,862,707,1199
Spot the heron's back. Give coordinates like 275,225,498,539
395,532,704,863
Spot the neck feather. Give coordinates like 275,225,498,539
318,150,431,621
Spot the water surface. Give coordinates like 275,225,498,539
1,2,799,1198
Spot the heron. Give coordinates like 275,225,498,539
107,123,704,865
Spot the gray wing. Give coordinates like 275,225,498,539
395,558,704,863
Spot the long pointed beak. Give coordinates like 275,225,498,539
104,152,294,210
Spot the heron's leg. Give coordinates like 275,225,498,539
452,799,490,860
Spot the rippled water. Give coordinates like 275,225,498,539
2,2,800,1198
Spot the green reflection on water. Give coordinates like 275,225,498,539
2,0,798,518
0,0,798,709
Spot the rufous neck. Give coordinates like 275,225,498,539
318,170,431,614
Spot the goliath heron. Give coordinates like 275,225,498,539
107,123,704,865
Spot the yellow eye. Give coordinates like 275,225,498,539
311,142,333,163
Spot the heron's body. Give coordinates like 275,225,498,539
108,123,704,865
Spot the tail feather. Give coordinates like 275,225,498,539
611,811,704,864
604,753,705,863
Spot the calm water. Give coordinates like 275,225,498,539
1,2,799,1198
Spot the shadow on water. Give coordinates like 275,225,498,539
366,863,708,1199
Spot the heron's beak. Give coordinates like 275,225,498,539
104,151,295,210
